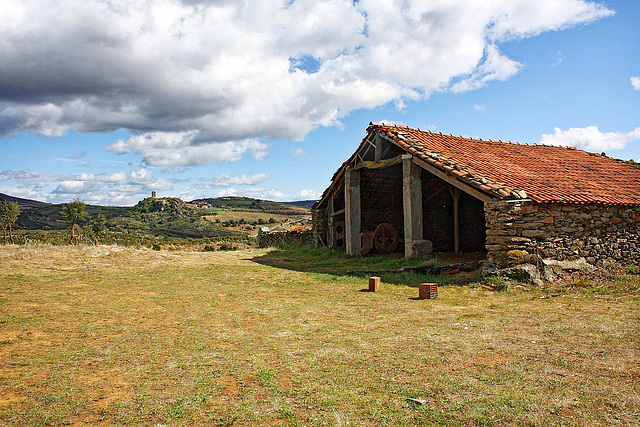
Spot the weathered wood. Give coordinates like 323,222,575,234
348,260,483,276
344,168,361,256
327,196,335,249
361,230,374,255
411,156,493,202
375,134,398,160
354,155,403,170
403,154,423,258
449,186,461,253
375,136,382,161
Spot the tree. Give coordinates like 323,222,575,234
63,198,89,243
88,214,107,244
0,201,21,244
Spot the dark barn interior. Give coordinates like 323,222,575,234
316,126,490,258
351,163,486,256
421,170,486,252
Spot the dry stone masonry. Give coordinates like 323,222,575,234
485,200,640,279
258,228,313,248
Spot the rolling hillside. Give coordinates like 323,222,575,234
0,193,311,237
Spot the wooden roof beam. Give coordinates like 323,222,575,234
411,156,494,203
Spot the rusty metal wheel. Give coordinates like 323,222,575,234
374,223,398,254
361,230,374,255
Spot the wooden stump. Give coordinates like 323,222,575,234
374,223,398,254
361,230,374,255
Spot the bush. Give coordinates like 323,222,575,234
219,242,236,251
484,276,510,291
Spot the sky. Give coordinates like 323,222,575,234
0,0,638,206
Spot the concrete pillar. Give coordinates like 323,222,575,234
403,155,423,258
344,168,361,256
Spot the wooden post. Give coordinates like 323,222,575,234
327,195,335,249
403,155,423,258
344,168,361,256
375,136,382,161
449,187,461,254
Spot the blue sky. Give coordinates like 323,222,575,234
0,0,638,206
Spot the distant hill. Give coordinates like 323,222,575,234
0,193,244,239
0,193,128,230
188,196,310,215
283,200,317,208
0,193,309,237
0,193,51,209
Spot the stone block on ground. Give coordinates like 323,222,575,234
541,258,595,282
411,239,433,259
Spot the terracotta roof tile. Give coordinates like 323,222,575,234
371,122,640,205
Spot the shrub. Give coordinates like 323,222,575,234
219,242,236,251
484,276,510,292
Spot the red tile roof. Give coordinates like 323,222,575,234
370,122,640,205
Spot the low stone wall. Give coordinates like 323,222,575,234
258,229,314,248
311,208,327,246
485,200,640,269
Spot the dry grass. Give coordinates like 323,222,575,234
1,244,639,426
204,209,309,225
203,209,311,234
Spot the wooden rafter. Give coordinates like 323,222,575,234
411,157,493,202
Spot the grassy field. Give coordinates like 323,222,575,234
1,245,639,426
203,210,311,234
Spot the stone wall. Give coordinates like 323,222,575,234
312,208,328,246
258,229,314,248
485,200,640,269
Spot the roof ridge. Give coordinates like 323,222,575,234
371,122,524,146
371,122,605,152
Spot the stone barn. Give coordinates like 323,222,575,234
312,122,640,274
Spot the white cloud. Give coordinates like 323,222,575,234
450,44,522,93
295,189,319,200
484,0,613,41
474,104,486,113
1,168,172,205
552,51,565,67
0,0,613,166
540,126,640,152
291,148,306,158
209,173,270,188
162,167,188,174
631,76,640,91
106,131,270,166
267,189,291,202
213,186,292,202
